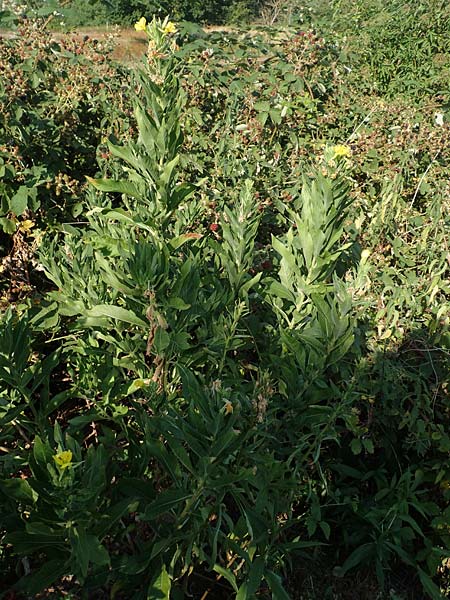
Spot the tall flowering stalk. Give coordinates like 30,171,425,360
88,15,191,228
85,16,192,391
134,15,179,85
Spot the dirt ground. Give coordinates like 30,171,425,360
0,25,239,62
0,24,284,63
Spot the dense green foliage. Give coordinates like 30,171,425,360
0,1,449,598
10,0,263,25
325,0,450,98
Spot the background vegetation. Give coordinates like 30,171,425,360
4,0,265,25
0,0,449,598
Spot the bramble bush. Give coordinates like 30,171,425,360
13,0,263,26
0,18,132,304
310,0,450,99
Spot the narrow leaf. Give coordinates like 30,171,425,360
84,305,147,328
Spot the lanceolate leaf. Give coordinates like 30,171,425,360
86,176,143,200
147,565,171,600
264,570,290,600
83,305,148,329
17,559,68,595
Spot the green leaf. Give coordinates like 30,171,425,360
69,526,90,579
33,435,53,471
246,556,265,596
160,155,180,186
10,186,29,215
254,101,271,112
146,440,179,483
418,568,444,600
143,489,191,521
169,183,195,208
5,529,65,553
306,516,317,537
319,521,331,540
362,438,375,454
278,540,323,553
87,536,110,567
240,272,262,296
256,111,269,126
153,327,170,352
70,527,110,578
147,565,171,599
213,565,238,593
169,233,202,250
267,281,295,302
0,478,37,503
0,217,16,234
350,438,362,455
236,583,249,600
17,559,68,595
269,109,282,124
339,543,374,574
86,176,143,200
84,305,147,329
165,437,194,474
264,570,290,600
87,208,158,236
167,297,191,310
96,499,136,539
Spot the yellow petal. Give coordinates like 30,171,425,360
163,22,177,34
53,450,73,469
134,17,147,31
19,220,35,232
332,144,351,158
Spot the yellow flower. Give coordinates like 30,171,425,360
19,219,35,232
224,401,233,415
134,17,147,32
53,450,73,470
332,144,351,158
163,21,177,34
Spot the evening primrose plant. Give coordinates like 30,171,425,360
0,424,125,593
134,15,178,75
134,15,177,36
323,143,352,170
88,14,188,228
53,449,73,471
